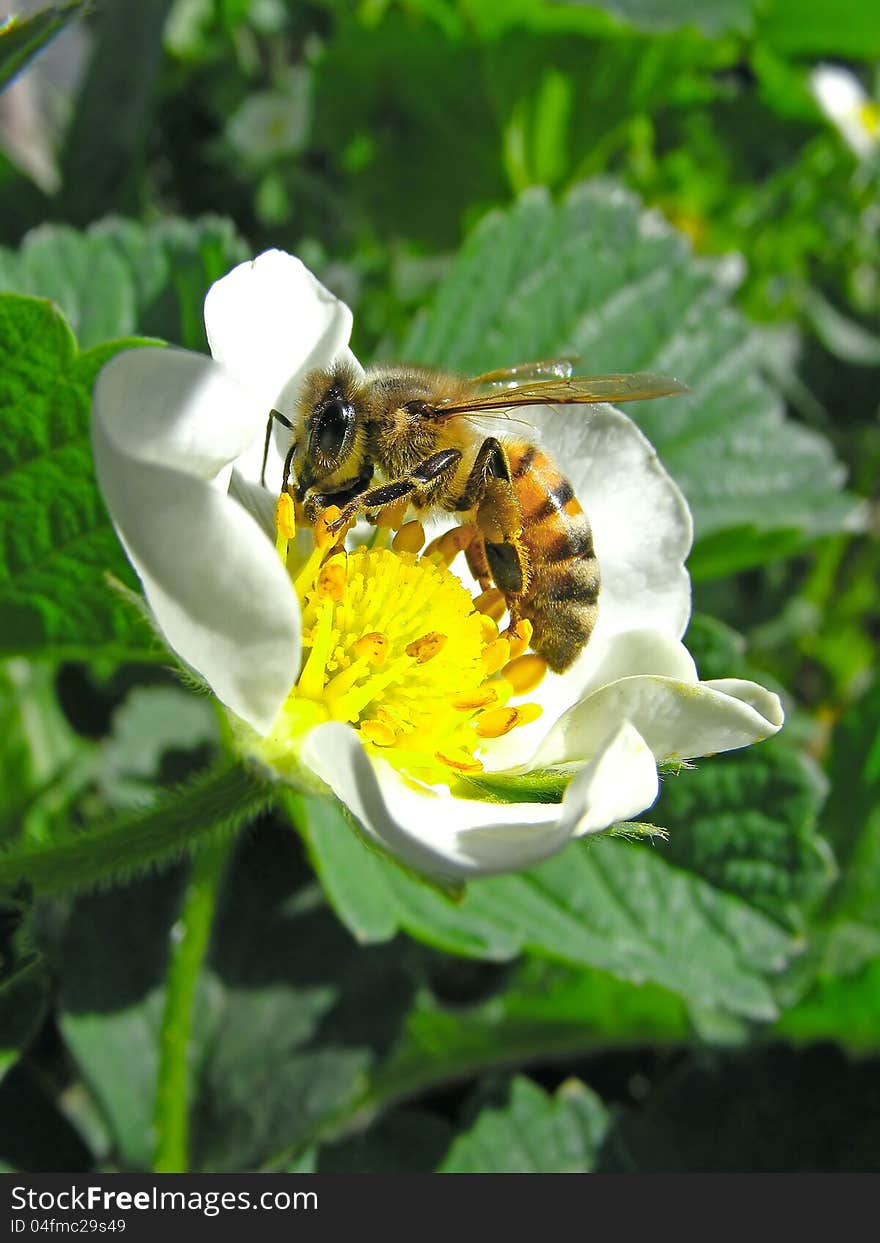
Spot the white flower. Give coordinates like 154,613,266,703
92,250,784,884
810,64,880,159
225,67,312,167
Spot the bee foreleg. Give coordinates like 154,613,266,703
301,460,375,523
453,437,511,511
325,450,462,534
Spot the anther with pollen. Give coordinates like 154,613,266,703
474,588,506,622
392,520,426,554
405,632,447,663
502,653,548,695
354,632,390,666
425,525,476,566
475,703,543,739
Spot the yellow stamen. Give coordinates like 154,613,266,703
275,492,296,544
392,521,426,554
436,750,484,774
258,521,550,786
405,632,447,663
482,636,511,676
355,631,390,666
315,556,347,603
315,505,346,549
425,525,475,565
505,618,533,660
478,613,499,643
503,653,548,695
475,702,543,739
474,588,506,622
360,720,397,747
859,100,880,137
451,684,499,712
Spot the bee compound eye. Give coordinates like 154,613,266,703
314,398,353,458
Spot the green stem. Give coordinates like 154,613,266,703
0,758,271,896
153,837,233,1173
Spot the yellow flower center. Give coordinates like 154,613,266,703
261,497,546,785
858,100,880,138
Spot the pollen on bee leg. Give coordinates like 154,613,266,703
405,632,447,663
392,520,426,554
424,525,475,566
474,702,543,739
474,588,506,622
502,653,547,695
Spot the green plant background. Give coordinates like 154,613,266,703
0,0,879,1173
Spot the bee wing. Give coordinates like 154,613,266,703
437,372,689,415
471,357,578,388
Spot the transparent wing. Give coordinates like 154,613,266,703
437,371,689,416
471,358,577,388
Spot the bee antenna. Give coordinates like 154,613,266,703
261,408,294,488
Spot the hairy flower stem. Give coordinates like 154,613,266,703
0,758,272,896
153,836,233,1173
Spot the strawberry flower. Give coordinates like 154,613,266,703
92,250,783,883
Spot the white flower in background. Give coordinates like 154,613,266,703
92,251,783,883
225,67,312,167
810,64,880,159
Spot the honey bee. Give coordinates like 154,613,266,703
265,360,687,671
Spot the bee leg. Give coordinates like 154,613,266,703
465,531,493,591
455,438,531,604
325,449,463,534
301,460,375,524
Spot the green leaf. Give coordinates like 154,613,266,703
654,740,833,931
0,3,89,93
294,794,796,1019
51,830,420,1171
400,180,859,575
776,957,880,1053
0,758,269,897
0,217,249,350
557,0,755,37
380,957,690,1101
439,1075,609,1173
759,0,880,59
787,673,880,983
0,295,159,661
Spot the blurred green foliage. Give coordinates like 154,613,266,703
0,0,879,1174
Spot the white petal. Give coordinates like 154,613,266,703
535,674,784,767
92,347,301,731
567,721,659,836
811,65,877,158
204,249,354,418
481,628,698,774
524,402,693,643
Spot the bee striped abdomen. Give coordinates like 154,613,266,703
508,442,600,672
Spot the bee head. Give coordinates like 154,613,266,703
294,361,363,495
